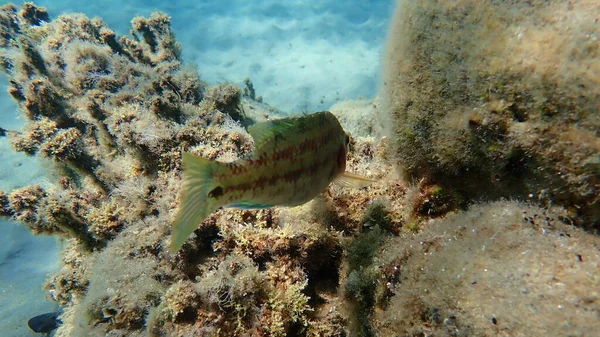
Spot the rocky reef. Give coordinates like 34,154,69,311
373,200,600,336
0,1,598,337
0,3,393,336
382,0,600,230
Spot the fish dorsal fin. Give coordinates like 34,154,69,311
334,172,376,188
247,118,297,150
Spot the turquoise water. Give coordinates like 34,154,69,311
0,221,60,337
0,1,393,335
27,0,391,113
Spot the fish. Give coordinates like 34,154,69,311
27,311,62,334
170,111,374,252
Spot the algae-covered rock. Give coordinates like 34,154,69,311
382,0,600,229
373,201,600,337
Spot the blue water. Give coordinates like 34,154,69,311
0,220,60,336
0,1,392,335
28,0,391,112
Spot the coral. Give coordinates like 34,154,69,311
159,280,200,323
46,240,90,306
243,77,256,101
203,83,246,123
0,1,230,250
0,190,11,216
382,0,600,229
8,184,47,225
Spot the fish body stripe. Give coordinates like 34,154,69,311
211,112,345,206
221,153,336,206
241,131,330,169
214,128,337,181
223,156,329,193
245,119,338,168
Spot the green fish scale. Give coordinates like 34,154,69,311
217,112,345,207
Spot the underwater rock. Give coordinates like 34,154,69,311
372,201,600,336
382,0,600,230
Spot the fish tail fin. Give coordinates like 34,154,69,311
171,152,225,253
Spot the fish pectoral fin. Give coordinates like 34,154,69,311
334,172,376,188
